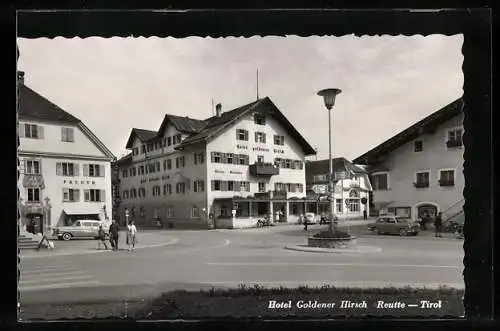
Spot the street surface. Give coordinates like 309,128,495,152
19,223,464,309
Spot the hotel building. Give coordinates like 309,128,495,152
305,158,372,219
116,97,317,229
353,99,464,223
17,71,115,235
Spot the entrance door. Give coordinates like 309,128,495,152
27,213,43,234
417,204,437,219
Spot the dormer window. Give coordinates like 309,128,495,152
254,114,266,125
414,140,423,152
446,128,463,148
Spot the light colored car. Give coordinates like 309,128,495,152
367,215,420,236
53,220,109,241
304,212,317,224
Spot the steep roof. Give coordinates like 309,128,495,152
125,128,158,148
305,158,366,184
18,85,81,123
114,153,132,166
176,97,317,155
157,114,206,136
353,98,463,165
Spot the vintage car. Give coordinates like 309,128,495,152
53,220,110,241
367,215,420,236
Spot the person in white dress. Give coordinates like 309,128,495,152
127,221,137,251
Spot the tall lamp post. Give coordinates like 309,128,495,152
317,88,342,233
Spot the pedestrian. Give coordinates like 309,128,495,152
127,221,137,251
434,212,443,238
275,210,280,223
303,215,308,231
97,225,108,250
363,206,368,220
420,212,429,230
109,219,120,251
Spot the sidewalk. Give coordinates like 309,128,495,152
20,231,179,259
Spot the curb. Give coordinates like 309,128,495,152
285,244,382,254
20,237,179,259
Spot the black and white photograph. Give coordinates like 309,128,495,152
14,9,492,322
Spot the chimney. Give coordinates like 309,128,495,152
17,71,25,86
215,103,222,117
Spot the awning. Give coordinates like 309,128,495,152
63,205,102,216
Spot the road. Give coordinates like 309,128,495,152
18,224,464,307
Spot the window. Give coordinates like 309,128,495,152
155,141,160,150
347,199,360,212
176,183,186,194
336,199,343,213
61,127,75,142
254,114,266,125
240,181,249,191
257,155,264,163
130,189,137,198
152,186,161,196
226,153,234,164
84,189,104,202
371,173,389,190
85,164,103,177
414,140,423,152
194,180,205,192
236,129,249,141
212,180,221,191
167,137,172,146
274,135,285,146
147,144,153,152
176,157,180,168
191,206,200,218
255,132,266,143
174,134,182,144
239,154,248,165
140,206,146,218
298,184,304,193
122,190,129,199
439,170,455,186
122,169,128,178
138,187,145,198
27,188,40,202
139,165,145,175
294,160,303,170
415,171,430,188
258,182,266,192
163,160,167,171
227,181,234,191
166,184,172,195
166,159,172,169
167,206,174,218
194,152,205,164
133,147,139,155
180,156,185,167
25,160,41,174
141,145,146,154
63,188,80,202
274,182,284,191
156,162,160,172
446,128,463,148
56,162,78,176
212,152,221,163
285,159,292,169
24,124,42,139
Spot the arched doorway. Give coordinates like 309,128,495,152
26,213,43,234
415,202,439,230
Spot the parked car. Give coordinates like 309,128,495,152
53,220,110,241
367,216,420,236
304,212,317,224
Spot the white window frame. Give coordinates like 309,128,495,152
27,188,41,202
240,181,248,192
257,155,264,163
371,171,390,191
25,159,41,175
414,170,431,188
445,126,464,150
258,182,266,192
438,168,457,187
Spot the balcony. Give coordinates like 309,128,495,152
439,179,455,187
272,190,287,200
446,139,463,148
249,162,279,177
413,182,429,188
254,192,271,199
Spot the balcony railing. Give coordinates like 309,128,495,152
254,192,271,199
439,179,455,187
272,190,287,200
446,139,463,148
249,162,279,177
413,182,429,188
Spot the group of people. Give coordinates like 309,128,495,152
97,220,138,251
419,211,444,238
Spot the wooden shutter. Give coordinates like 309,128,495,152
83,164,89,176
262,133,266,143
221,181,227,191
246,181,250,192
74,189,80,202
62,188,67,202
37,126,44,139
84,189,90,202
61,127,66,141
245,155,250,165
236,131,239,140
254,132,258,143
211,180,215,191
234,181,240,192
69,128,74,142
100,189,105,202
18,123,25,137
56,162,62,176
194,153,198,164
291,160,296,169
73,163,79,176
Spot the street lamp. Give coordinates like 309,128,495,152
317,88,342,233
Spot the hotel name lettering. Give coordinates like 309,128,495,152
237,144,283,154
63,180,95,185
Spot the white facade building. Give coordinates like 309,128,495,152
116,98,317,229
353,99,464,222
17,72,115,235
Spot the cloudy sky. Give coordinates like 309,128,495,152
17,35,463,161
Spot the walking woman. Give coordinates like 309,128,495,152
127,221,137,251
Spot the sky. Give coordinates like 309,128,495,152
17,35,464,161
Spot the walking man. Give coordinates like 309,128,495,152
363,206,368,220
109,219,120,251
434,212,443,238
127,221,137,251
97,225,108,250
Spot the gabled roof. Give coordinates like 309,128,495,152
18,85,81,124
157,114,206,136
125,128,158,148
353,98,463,165
305,158,366,183
176,97,317,155
114,153,132,166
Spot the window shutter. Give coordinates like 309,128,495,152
69,128,74,142
18,123,25,137
263,134,266,143
246,181,250,192
84,189,90,202
83,164,89,176
246,155,250,165
38,126,44,139
100,189,105,202
62,188,66,201
221,181,227,191
56,162,62,176
211,180,215,191
221,153,228,164
211,152,215,162
74,189,80,202
73,164,79,176
61,127,66,141
234,181,240,192
254,132,258,143
236,131,239,140
194,153,197,165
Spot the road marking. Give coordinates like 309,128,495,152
19,280,101,292
20,270,88,278
20,275,94,284
206,262,461,269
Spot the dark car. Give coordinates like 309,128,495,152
367,216,420,236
